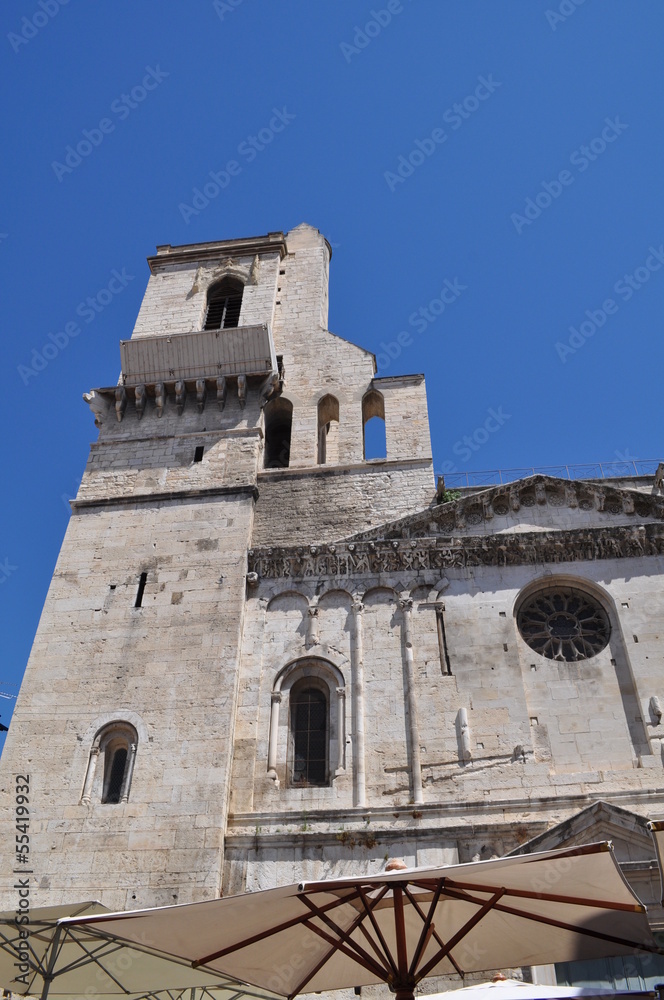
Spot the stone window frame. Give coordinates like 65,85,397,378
203,276,244,330
362,388,386,461
80,719,139,805
267,657,346,789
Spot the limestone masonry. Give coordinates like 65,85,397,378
2,223,664,988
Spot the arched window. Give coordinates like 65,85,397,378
266,657,346,789
362,389,386,460
290,684,328,785
81,722,138,805
317,394,339,465
204,278,243,330
264,397,293,468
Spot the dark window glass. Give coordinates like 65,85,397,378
291,688,327,785
105,747,127,803
204,280,243,330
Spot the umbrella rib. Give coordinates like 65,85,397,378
487,899,664,954
398,887,467,979
404,880,444,978
289,916,390,996
416,888,506,982
299,892,394,979
192,889,366,966
442,879,644,912
355,885,399,978
57,928,132,993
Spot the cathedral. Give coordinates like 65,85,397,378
2,223,664,988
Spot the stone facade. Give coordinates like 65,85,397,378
1,223,664,989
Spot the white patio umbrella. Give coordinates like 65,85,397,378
0,900,280,1000
64,844,662,1000
425,978,657,1000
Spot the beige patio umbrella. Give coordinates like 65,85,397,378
0,900,280,1000
65,844,662,1000
425,978,657,1000
648,820,664,904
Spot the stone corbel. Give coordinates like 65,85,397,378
305,604,319,648
175,380,186,415
115,386,127,423
217,376,227,411
650,696,663,725
135,384,147,420
237,375,247,408
154,382,165,418
259,371,280,408
249,254,260,285
82,390,110,428
196,378,207,413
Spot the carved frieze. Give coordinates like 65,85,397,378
247,523,664,581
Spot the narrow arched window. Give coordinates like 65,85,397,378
204,278,243,330
95,724,137,804
105,746,128,803
362,389,386,460
264,397,293,468
290,685,328,786
317,394,339,465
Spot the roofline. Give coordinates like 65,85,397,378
148,232,288,272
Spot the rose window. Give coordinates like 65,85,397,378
517,588,610,661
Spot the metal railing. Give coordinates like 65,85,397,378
442,460,661,489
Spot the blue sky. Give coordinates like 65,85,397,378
1,0,663,740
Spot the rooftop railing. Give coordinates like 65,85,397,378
442,460,661,489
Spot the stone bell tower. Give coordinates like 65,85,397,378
0,223,435,912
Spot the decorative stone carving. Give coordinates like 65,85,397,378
134,383,147,420
517,587,610,661
154,382,165,418
259,371,280,408
246,572,259,587
175,380,186,415
114,386,126,423
82,390,109,428
237,375,247,408
196,379,207,413
246,523,664,581
216,376,227,411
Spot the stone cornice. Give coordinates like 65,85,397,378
148,233,287,272
347,474,664,541
72,483,259,510
248,522,664,580
257,457,433,482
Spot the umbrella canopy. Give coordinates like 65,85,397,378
0,901,280,1000
65,844,662,1000
425,979,656,1000
648,820,664,904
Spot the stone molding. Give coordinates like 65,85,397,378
348,474,664,542
72,483,259,510
248,523,664,580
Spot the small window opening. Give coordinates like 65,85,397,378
193,445,204,463
105,747,127,804
291,686,328,786
264,397,293,468
135,572,147,608
317,394,340,465
362,390,386,460
204,278,243,330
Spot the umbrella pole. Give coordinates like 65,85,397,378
40,923,63,1000
394,989,416,1000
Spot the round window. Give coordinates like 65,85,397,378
517,587,610,661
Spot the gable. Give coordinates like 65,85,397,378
343,475,664,543
506,801,655,864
